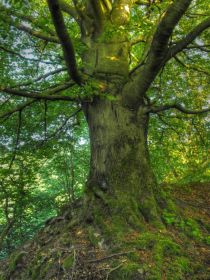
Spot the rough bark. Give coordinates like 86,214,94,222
79,22,163,231
83,97,162,229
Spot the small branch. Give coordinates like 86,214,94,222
174,55,210,76
86,251,133,263
157,114,181,135
9,110,22,169
166,17,210,61
47,0,82,84
0,45,56,64
106,263,124,280
10,67,67,88
44,101,48,140
0,100,36,119
0,218,15,250
38,108,81,145
130,37,146,46
4,15,59,43
186,44,210,53
148,103,210,115
0,96,11,107
0,3,56,37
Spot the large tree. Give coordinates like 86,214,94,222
0,0,209,234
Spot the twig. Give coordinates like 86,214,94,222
44,101,48,140
9,110,22,169
86,251,133,263
70,249,77,280
106,263,124,280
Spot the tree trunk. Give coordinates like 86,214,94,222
80,22,163,233
82,96,162,232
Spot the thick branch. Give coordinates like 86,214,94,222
89,0,104,33
0,82,80,103
59,0,80,22
47,0,82,84
147,0,192,60
126,0,193,108
166,18,210,61
0,83,75,119
134,1,148,6
148,104,210,115
1,88,78,102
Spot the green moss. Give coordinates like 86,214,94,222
9,251,26,272
62,255,74,270
124,232,185,279
39,261,53,278
203,235,210,245
31,264,41,280
87,226,101,247
132,232,181,256
27,251,50,280
0,273,5,280
89,194,145,244
167,256,191,280
184,218,202,240
59,232,71,246
109,262,143,280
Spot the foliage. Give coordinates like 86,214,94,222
0,0,209,273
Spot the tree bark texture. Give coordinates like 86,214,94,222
81,35,162,228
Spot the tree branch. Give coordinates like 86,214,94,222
126,0,193,108
134,1,149,6
145,0,192,68
0,81,80,119
185,44,210,53
38,108,82,145
0,3,56,37
9,110,22,169
148,103,210,115
0,100,36,119
59,0,80,22
10,67,67,88
88,0,104,33
1,87,79,102
0,45,57,64
47,0,82,85
4,14,59,43
0,82,80,105
174,55,210,77
166,17,210,61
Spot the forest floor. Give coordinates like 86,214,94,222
0,182,209,280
